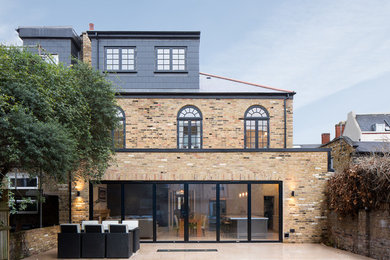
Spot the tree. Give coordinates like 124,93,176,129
0,45,118,188
327,152,390,216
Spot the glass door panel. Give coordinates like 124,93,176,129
156,184,185,241
251,184,280,241
123,184,153,241
188,184,216,241
92,184,121,222
220,184,248,241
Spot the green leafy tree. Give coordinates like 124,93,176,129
0,46,118,193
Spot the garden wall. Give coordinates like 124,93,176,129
10,225,59,260
327,204,390,259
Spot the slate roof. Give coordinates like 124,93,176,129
199,73,294,94
354,141,390,153
356,114,390,131
117,73,295,94
16,26,81,48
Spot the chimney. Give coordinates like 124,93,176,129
335,122,345,138
89,23,94,31
321,133,330,144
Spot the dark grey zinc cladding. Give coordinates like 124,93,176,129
88,31,200,91
17,27,81,66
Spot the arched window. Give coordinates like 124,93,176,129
177,106,202,149
112,107,125,149
244,105,269,149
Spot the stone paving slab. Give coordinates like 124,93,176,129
23,243,373,260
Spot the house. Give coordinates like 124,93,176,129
343,111,390,142
16,24,331,243
321,112,390,172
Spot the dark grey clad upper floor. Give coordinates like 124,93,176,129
88,31,200,91
17,26,81,66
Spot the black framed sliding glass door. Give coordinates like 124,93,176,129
90,181,282,243
188,183,217,241
156,183,185,241
220,183,248,241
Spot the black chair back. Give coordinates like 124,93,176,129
60,224,80,233
109,224,128,233
85,224,103,233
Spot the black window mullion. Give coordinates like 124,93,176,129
89,181,93,220
121,183,124,221
153,183,157,242
255,120,259,149
188,120,192,149
184,183,189,242
216,183,220,242
247,184,251,241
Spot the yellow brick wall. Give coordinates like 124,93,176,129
73,151,330,243
323,138,354,173
117,97,293,149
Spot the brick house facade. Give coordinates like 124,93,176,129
17,26,331,243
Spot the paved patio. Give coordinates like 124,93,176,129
24,243,372,260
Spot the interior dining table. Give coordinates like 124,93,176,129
179,218,202,237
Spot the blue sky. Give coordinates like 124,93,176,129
1,0,390,144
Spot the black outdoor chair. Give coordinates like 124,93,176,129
81,224,105,258
130,227,140,252
58,224,81,258
106,224,133,258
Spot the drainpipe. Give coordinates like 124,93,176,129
39,171,43,228
283,94,289,148
96,32,99,70
68,172,72,223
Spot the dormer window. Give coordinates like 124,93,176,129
156,47,186,71
105,47,136,72
373,124,386,132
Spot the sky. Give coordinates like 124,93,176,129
1,0,390,144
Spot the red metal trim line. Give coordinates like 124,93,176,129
362,132,390,135
200,72,295,93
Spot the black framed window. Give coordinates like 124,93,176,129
244,106,269,149
156,47,186,71
112,107,125,149
105,47,136,72
177,106,202,149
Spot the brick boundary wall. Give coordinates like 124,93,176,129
10,225,59,260
327,204,390,259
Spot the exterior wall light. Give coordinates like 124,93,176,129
291,191,295,197
76,191,81,197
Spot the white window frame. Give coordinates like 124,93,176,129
156,47,186,72
8,173,39,190
105,47,136,72
40,54,59,65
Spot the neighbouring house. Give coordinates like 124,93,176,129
321,112,390,172
343,111,390,142
321,114,390,259
16,24,332,244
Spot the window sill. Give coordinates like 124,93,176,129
104,71,137,74
154,71,188,74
